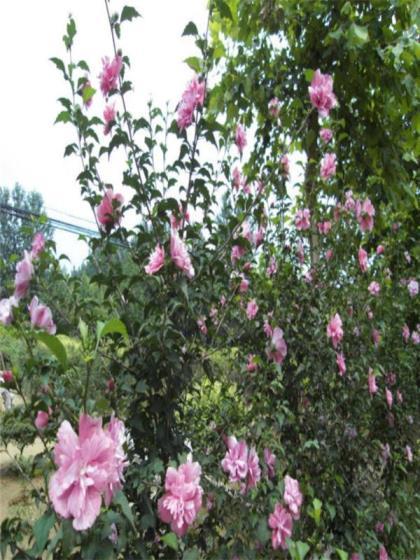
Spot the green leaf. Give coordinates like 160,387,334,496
82,85,96,105
216,0,233,20
182,21,199,37
55,111,71,124
98,318,128,341
347,23,369,47
113,491,135,527
50,57,66,74
184,56,202,73
32,512,56,555
161,532,178,551
336,549,349,560
182,549,200,560
37,333,68,370
121,6,141,22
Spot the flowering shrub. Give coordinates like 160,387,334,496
0,3,418,559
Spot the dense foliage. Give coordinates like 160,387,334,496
0,2,418,559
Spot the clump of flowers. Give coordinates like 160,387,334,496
177,76,205,130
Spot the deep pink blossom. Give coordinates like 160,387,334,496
31,232,46,259
235,124,247,155
103,104,116,135
358,198,375,232
376,244,384,255
295,208,311,231
177,76,205,130
327,313,343,348
268,327,288,364
246,299,259,320
368,369,378,396
264,448,276,479
14,251,34,300
158,459,203,537
308,69,337,117
246,354,257,373
407,279,418,297
336,352,346,376
284,475,303,520
221,436,249,483
268,503,293,550
368,281,381,296
0,298,14,326
385,388,393,409
320,128,333,143
49,414,127,531
320,153,337,180
96,188,124,231
1,370,14,383
246,448,261,491
317,221,332,235
99,55,122,97
326,248,334,261
145,245,165,275
35,410,49,430
358,247,368,273
29,296,56,334
268,97,280,118
170,230,195,279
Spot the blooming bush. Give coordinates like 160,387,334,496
0,3,418,559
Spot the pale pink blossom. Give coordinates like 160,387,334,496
145,245,165,275
14,251,34,300
246,299,259,320
407,279,419,297
99,55,123,97
31,232,46,259
405,445,413,462
246,448,261,491
317,221,332,235
344,190,356,212
197,317,207,335
221,436,248,483
320,153,337,180
268,503,293,550
358,198,375,232
170,230,195,279
235,124,247,155
35,410,49,430
103,104,116,135
375,522,384,533
412,330,420,344
231,244,246,265
358,247,368,273
379,545,389,560
402,324,410,342
109,523,118,544
264,448,276,479
372,328,381,346
49,414,127,531
266,257,277,277
268,327,288,364
308,69,337,117
319,128,333,143
368,369,378,396
263,320,273,338
177,76,205,130
239,276,249,294
284,475,303,520
368,281,381,296
232,166,243,190
246,354,258,373
170,204,191,230
158,460,203,537
29,296,56,334
96,188,124,231
0,298,14,326
327,313,343,348
268,97,280,118
297,240,305,263
336,352,346,376
385,388,393,409
376,244,384,255
295,208,311,231
280,154,290,175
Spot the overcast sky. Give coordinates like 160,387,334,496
0,0,208,268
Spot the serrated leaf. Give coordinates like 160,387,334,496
161,532,178,551
182,21,199,37
98,318,128,341
37,333,68,370
121,6,141,22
